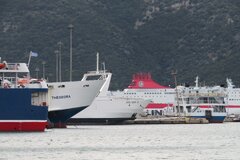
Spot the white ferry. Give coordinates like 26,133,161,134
69,72,150,124
120,73,176,116
47,54,109,127
119,73,240,118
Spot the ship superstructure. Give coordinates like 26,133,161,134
172,85,227,123
225,78,240,116
120,73,176,116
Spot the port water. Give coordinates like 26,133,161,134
0,123,239,160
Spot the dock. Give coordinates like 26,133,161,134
123,116,209,124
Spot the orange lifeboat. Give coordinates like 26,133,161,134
0,61,7,69
17,78,29,86
0,63,6,69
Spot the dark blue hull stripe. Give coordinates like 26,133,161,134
48,106,88,123
191,116,226,123
67,117,136,125
0,89,48,121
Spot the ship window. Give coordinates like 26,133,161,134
186,106,191,113
32,92,39,97
86,75,102,80
58,85,65,88
180,106,184,113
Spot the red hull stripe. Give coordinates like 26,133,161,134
192,105,240,109
0,122,47,132
146,104,240,109
226,105,240,108
147,103,173,109
199,106,211,108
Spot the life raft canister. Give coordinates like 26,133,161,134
3,82,10,88
0,61,8,69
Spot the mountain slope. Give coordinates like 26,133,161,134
1,0,240,89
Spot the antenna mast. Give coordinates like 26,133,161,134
96,52,99,73
171,70,179,116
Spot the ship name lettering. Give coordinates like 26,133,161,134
126,101,137,104
52,95,71,99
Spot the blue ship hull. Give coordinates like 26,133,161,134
191,116,226,123
48,106,88,127
0,88,48,131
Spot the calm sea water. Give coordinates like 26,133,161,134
0,123,239,160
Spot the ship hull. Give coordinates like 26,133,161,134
48,106,88,125
191,116,226,123
70,95,150,125
68,117,135,125
47,79,105,124
0,121,47,132
226,106,240,115
0,89,48,132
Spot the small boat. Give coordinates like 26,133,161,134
0,62,48,132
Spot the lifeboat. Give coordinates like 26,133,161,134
18,78,29,86
0,61,7,69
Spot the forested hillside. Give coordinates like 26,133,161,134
1,0,240,89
